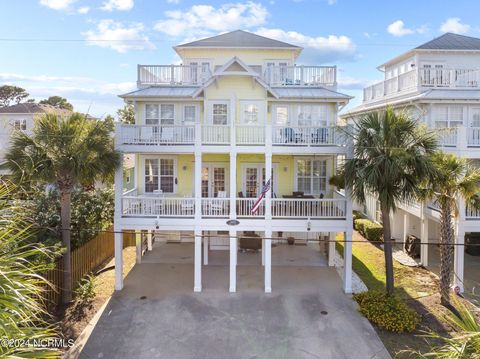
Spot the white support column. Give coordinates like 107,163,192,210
229,152,237,219
343,228,353,294
194,228,202,292
147,230,153,251
114,154,124,291
229,228,237,293
420,209,429,267
454,226,465,293
265,154,272,220
135,230,142,264
194,151,202,222
402,211,409,247
262,239,265,266
203,233,209,265
328,232,336,267
454,198,466,293
265,228,272,293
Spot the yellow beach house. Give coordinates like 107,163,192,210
114,30,354,294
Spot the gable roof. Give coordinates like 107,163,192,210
0,102,71,116
175,30,301,49
416,32,480,50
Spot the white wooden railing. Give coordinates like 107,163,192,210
137,65,211,86
419,68,480,87
436,127,458,147
119,124,195,145
122,196,195,217
271,198,346,218
468,128,480,146
201,198,230,217
202,125,230,144
272,126,343,145
263,66,336,87
363,67,480,103
466,203,480,219
236,125,265,145
237,198,264,217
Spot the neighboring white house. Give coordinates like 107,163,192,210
0,102,70,175
114,30,354,294
342,32,480,293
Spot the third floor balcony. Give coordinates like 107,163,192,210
137,64,337,88
363,67,480,103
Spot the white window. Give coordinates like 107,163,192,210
145,104,159,125
212,103,228,125
297,105,328,127
145,104,174,125
240,101,264,124
274,105,289,126
296,158,327,195
160,104,174,125
13,119,27,131
183,105,196,124
434,105,463,128
144,158,175,193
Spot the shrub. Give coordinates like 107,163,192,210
353,291,420,333
352,211,366,228
74,274,97,303
363,221,383,242
354,218,370,235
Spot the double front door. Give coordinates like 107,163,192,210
201,164,228,198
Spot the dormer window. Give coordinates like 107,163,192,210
13,119,27,131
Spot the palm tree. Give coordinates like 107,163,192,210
424,153,480,306
6,113,120,303
0,182,59,358
342,107,437,295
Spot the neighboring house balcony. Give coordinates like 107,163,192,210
121,188,347,220
137,64,337,88
116,123,348,152
435,126,480,156
363,67,480,104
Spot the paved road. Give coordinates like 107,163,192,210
79,263,390,359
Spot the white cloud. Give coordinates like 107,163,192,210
101,0,134,11
82,20,155,53
154,2,268,38
387,20,427,37
440,17,470,34
327,0,337,4
167,0,180,3
77,6,90,14
255,28,356,63
337,75,376,90
39,0,77,10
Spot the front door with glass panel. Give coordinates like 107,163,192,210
242,164,276,198
201,164,228,197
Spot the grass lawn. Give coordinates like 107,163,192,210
336,231,451,358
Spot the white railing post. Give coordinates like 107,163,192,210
230,152,237,219
114,153,124,291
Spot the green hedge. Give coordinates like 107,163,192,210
353,291,420,333
354,218,383,242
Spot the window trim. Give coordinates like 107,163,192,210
208,100,230,125
182,103,198,125
239,100,265,125
13,119,27,131
143,156,177,194
144,103,176,125
293,157,329,196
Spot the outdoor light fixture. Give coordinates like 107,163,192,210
307,221,311,231
183,165,187,171
283,166,288,172
155,220,159,230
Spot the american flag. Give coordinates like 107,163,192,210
251,179,271,214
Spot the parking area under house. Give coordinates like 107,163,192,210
79,241,390,359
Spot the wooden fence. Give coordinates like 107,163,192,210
42,227,135,309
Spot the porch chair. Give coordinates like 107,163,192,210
211,191,227,214
181,195,194,215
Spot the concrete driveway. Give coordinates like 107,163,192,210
79,248,390,359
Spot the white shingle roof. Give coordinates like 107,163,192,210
119,87,199,98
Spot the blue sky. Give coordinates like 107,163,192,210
1,0,479,117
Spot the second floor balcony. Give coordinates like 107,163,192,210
116,123,347,149
137,64,337,88
363,67,480,103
